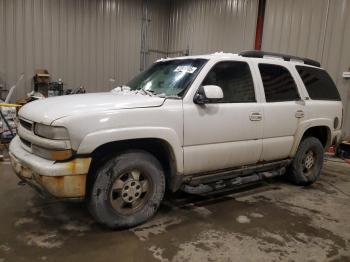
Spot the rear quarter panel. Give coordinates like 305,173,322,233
290,100,343,156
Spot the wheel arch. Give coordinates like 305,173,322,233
301,126,331,147
290,121,332,157
86,138,182,197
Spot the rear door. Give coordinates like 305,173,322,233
257,63,306,161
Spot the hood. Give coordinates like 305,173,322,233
19,92,165,125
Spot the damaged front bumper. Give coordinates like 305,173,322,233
9,136,91,199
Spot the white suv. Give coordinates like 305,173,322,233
9,51,343,228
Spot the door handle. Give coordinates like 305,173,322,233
249,112,262,121
295,110,305,118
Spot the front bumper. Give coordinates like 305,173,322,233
9,136,91,199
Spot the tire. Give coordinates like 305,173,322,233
287,137,324,186
88,150,165,229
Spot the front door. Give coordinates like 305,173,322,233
183,60,263,175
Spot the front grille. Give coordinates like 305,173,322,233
20,137,32,148
19,119,33,131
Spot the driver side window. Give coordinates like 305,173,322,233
202,61,256,103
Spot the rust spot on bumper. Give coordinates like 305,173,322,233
10,153,91,198
35,174,87,198
66,158,91,176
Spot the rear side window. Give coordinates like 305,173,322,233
296,66,341,101
259,64,300,102
202,61,256,103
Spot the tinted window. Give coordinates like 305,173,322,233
202,61,255,103
296,66,341,101
259,64,300,102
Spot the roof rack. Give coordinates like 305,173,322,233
239,50,321,67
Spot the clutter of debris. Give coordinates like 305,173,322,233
0,69,87,145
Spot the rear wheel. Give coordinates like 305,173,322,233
287,137,324,186
88,150,165,229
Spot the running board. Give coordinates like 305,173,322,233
181,167,286,195
185,159,291,186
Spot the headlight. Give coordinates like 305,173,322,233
34,124,69,140
32,144,73,161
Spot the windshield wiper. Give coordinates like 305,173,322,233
141,87,156,96
157,94,180,99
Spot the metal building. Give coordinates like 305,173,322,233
0,0,349,136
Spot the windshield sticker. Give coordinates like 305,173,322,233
174,66,197,74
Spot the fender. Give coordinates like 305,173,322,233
290,118,332,157
77,126,184,173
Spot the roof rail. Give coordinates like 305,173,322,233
239,50,321,67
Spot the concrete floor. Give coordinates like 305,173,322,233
0,158,350,262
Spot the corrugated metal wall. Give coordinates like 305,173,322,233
262,0,350,138
262,0,329,60
146,0,259,65
0,0,258,101
323,0,350,138
168,0,258,56
146,0,171,66
1,0,349,138
0,0,143,100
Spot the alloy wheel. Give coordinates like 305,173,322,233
109,169,152,215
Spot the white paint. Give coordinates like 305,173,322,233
9,137,91,178
18,92,165,125
201,85,223,99
184,140,262,174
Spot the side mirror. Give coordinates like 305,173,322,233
194,85,224,104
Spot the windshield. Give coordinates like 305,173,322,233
126,59,208,97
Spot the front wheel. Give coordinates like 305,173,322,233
287,137,324,186
88,150,165,229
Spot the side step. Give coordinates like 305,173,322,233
181,167,286,195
